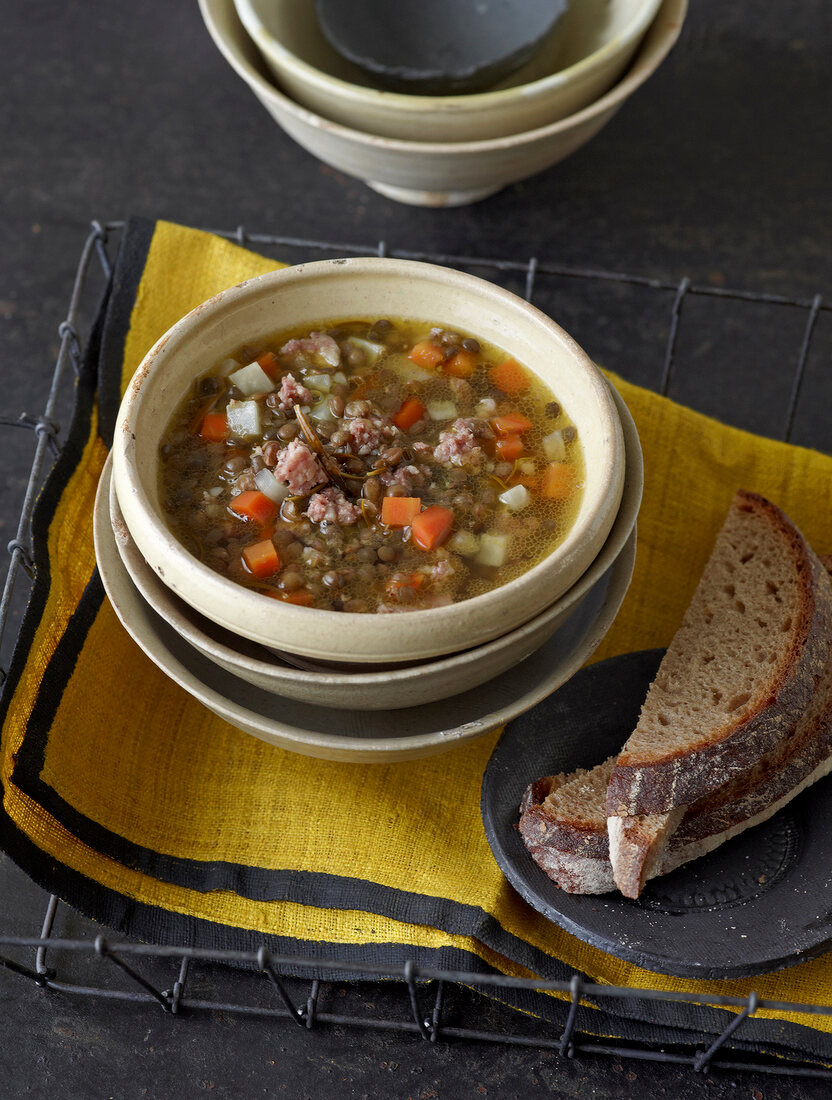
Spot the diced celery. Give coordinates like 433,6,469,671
254,467,290,503
229,361,274,397
542,429,566,461
226,399,261,439
448,530,480,557
499,484,531,512
345,336,385,362
427,400,457,421
387,351,433,381
476,533,509,567
303,373,331,392
309,396,336,421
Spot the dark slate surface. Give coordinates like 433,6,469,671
2,0,832,1095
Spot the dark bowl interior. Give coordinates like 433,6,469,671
315,0,570,95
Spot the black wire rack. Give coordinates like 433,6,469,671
1,219,832,1083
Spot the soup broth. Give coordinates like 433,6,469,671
158,317,585,613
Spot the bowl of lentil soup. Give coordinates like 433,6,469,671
112,258,625,664
106,380,640,710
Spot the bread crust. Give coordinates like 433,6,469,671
523,844,616,895
672,661,832,848
518,525,832,899
660,753,832,877
519,798,610,859
607,809,683,898
519,603,832,897
521,689,832,894
606,491,832,817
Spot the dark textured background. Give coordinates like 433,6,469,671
2,0,831,1095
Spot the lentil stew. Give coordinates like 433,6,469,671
158,318,585,613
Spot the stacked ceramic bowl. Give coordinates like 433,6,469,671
197,0,687,205
98,259,642,761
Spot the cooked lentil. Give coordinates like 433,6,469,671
158,318,584,612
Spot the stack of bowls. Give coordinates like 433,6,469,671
197,0,687,205
100,258,642,761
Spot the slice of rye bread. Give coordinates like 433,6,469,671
520,650,832,894
606,492,832,894
520,762,617,894
519,557,832,896
606,492,832,821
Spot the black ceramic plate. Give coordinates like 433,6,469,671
481,649,832,979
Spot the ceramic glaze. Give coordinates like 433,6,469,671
106,384,641,708
206,0,687,204
111,259,625,663
95,463,637,761
233,0,662,142
315,0,568,95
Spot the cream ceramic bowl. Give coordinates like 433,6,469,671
96,468,637,762
107,382,640,709
199,0,686,206
111,258,624,665
233,0,662,142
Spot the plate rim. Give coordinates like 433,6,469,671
107,378,643,692
480,647,832,978
94,460,636,761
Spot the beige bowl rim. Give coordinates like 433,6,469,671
111,257,624,663
199,0,689,154
232,0,663,117
106,376,641,694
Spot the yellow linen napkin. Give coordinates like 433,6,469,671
3,219,832,1054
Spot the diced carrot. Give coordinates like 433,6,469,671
256,351,280,378
411,505,454,551
489,358,530,395
443,350,477,378
495,434,524,461
511,474,540,491
541,463,576,500
282,589,315,606
491,412,533,435
242,539,281,579
408,340,445,370
260,587,316,606
381,496,422,527
199,412,228,443
393,396,426,432
387,572,424,593
230,490,277,526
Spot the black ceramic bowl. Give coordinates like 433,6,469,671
315,0,570,95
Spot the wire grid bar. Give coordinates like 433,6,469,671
6,927,832,1017
3,919,832,1081
1,220,831,1082
187,222,832,313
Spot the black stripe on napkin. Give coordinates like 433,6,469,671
0,215,153,742
4,218,832,1064
1,800,829,1064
